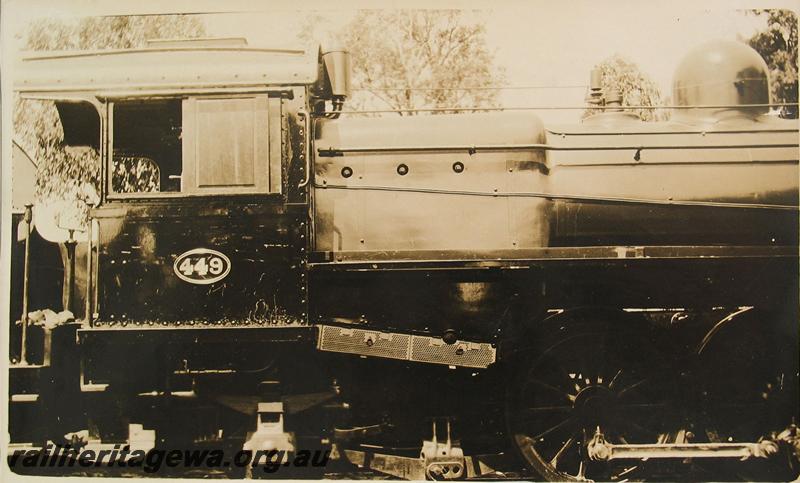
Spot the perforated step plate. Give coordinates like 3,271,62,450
317,325,496,369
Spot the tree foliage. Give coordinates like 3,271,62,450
14,15,206,202
582,55,667,122
747,9,798,118
336,10,505,114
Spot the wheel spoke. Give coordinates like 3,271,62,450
531,358,582,395
515,406,572,425
617,402,668,411
549,434,577,469
554,361,581,392
612,411,661,441
523,405,573,413
616,375,654,398
611,464,640,481
607,369,624,390
527,378,576,403
532,416,575,442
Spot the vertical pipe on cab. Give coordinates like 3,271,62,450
64,230,76,313
85,203,94,325
19,203,33,365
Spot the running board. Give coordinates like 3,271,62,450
316,325,496,369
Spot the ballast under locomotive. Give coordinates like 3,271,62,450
8,37,800,481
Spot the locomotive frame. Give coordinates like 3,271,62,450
5,34,800,482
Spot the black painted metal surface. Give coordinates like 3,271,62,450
92,197,306,324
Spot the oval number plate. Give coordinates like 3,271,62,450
173,248,231,285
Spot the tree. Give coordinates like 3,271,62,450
15,15,206,203
13,15,206,316
320,10,505,115
24,15,206,51
747,9,798,118
582,54,668,122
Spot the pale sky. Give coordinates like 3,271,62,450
203,6,771,122
3,0,795,123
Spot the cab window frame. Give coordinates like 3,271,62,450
105,92,282,200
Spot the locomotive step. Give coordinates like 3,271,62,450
9,394,39,403
9,364,47,396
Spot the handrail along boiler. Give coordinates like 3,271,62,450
9,38,800,480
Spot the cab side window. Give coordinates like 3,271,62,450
109,95,271,196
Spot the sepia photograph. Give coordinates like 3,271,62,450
1,0,798,481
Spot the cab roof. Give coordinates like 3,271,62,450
14,38,320,98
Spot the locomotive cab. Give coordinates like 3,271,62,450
11,41,353,435
14,38,349,326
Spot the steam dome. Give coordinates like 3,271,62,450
673,40,771,121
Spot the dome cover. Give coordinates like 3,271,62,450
673,40,771,121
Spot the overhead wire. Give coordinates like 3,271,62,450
328,103,799,115
351,84,590,91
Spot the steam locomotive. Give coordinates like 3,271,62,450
8,36,799,481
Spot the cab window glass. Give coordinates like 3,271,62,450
111,99,182,193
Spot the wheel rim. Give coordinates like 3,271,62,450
507,323,668,481
691,310,800,480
